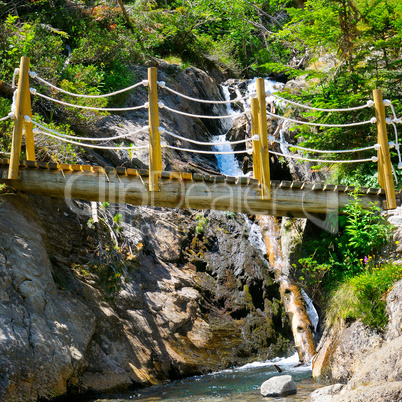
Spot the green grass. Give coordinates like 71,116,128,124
326,262,402,329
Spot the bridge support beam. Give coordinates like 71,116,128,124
8,56,35,180
251,97,261,182
373,88,396,209
148,67,162,191
256,78,271,200
0,161,386,218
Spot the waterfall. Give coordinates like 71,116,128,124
212,84,243,177
301,289,319,333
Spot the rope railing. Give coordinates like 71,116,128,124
160,127,257,146
29,70,148,98
387,118,402,169
269,91,375,112
158,102,249,119
0,115,11,122
32,128,149,150
266,109,377,128
30,119,149,142
163,142,252,155
270,149,378,164
158,81,257,104
269,137,380,154
30,88,148,112
384,100,401,123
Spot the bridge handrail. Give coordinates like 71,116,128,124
267,109,377,127
269,137,380,154
158,81,257,104
160,127,256,146
163,142,252,155
270,149,378,164
270,92,375,112
30,118,149,142
158,102,249,120
29,88,148,112
28,70,149,98
33,127,148,150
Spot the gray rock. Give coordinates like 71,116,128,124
346,335,402,390
306,384,345,401
386,280,402,341
336,381,402,402
312,320,383,383
260,374,297,397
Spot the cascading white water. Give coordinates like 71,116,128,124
212,85,243,176
248,222,267,254
301,289,319,333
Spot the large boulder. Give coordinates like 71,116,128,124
260,375,297,397
312,320,382,383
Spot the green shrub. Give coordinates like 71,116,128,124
326,262,402,329
297,191,393,293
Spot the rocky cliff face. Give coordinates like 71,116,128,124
308,279,402,401
308,207,402,401
0,62,294,401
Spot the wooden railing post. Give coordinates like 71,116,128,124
8,56,35,179
148,67,162,191
251,97,261,182
24,72,35,161
256,78,271,200
373,89,396,209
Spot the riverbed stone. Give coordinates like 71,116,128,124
306,383,345,401
260,374,297,397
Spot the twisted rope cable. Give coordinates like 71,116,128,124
0,115,10,122
270,149,378,164
31,119,149,141
33,129,149,150
269,92,375,112
161,127,256,146
163,143,252,155
387,118,402,169
158,81,256,104
269,137,379,154
266,109,376,127
384,100,401,124
29,71,148,98
12,68,19,89
159,102,249,119
30,88,148,112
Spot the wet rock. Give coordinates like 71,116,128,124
260,374,297,397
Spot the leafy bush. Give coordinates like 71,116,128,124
326,262,402,329
297,191,393,293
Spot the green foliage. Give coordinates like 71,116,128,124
297,191,393,293
82,203,140,299
195,212,209,235
326,262,402,329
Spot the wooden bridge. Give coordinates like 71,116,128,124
0,159,390,218
0,57,399,216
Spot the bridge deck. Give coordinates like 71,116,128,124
0,159,389,217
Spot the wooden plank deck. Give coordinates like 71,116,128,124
0,159,388,217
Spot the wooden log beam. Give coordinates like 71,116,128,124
0,162,386,217
373,89,396,209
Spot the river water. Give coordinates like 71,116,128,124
92,354,322,402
